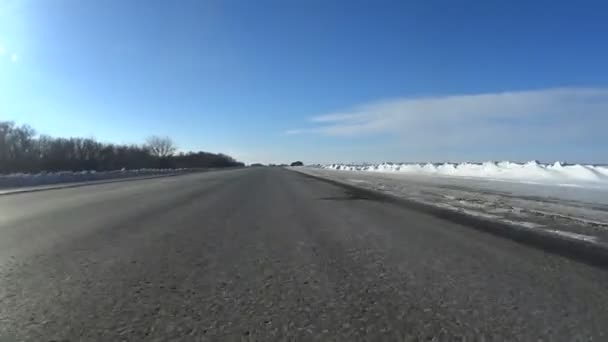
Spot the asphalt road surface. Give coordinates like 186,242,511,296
1,168,608,341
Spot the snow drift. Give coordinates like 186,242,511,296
321,161,608,187
0,168,187,190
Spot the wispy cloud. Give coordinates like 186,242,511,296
287,88,608,150
284,129,307,135
0,42,19,62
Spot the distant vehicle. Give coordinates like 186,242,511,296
290,161,304,167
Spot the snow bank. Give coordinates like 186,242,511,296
0,168,187,189
321,161,608,187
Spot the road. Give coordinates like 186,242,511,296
1,167,607,341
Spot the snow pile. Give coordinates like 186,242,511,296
322,161,608,186
0,168,187,189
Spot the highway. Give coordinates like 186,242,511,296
1,167,607,341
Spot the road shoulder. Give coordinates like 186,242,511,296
289,167,608,268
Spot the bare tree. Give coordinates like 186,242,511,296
0,121,242,173
146,136,176,158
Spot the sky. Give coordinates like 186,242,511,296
1,0,607,165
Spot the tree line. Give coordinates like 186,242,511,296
0,121,243,174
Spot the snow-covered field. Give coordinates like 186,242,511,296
0,169,188,190
323,161,608,189
296,162,608,245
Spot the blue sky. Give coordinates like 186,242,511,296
1,0,607,164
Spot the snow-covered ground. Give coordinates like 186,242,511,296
0,169,188,190
323,161,608,189
295,163,608,245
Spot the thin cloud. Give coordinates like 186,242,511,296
284,129,307,135
288,88,608,148
284,128,327,135
10,53,17,62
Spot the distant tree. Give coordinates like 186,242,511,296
171,151,244,168
0,120,243,174
290,161,304,167
146,136,176,158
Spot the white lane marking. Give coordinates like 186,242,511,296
546,230,598,243
348,179,370,184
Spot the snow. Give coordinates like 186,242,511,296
0,169,187,190
322,161,608,188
